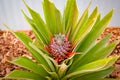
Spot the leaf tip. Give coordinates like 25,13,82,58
22,0,27,6
3,24,14,32
109,9,114,16
21,9,26,16
22,0,30,10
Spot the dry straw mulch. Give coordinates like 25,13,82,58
0,27,120,78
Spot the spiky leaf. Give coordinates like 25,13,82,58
42,0,63,34
11,56,49,77
23,0,50,44
63,0,78,34
5,70,45,80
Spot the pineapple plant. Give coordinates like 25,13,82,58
4,0,119,80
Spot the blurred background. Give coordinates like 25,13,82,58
0,0,120,30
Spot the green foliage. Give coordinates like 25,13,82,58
5,70,46,80
63,0,78,34
71,67,115,80
4,0,119,80
42,0,63,34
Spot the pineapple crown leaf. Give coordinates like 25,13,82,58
23,0,51,45
4,0,119,80
73,9,114,53
11,56,50,77
71,0,92,42
5,70,45,80
42,0,64,35
68,33,113,72
62,56,119,79
71,67,115,80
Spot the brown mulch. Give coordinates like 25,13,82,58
0,27,120,78
0,30,34,77
98,27,120,78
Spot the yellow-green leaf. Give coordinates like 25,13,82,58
74,9,114,52
42,0,62,34
63,56,118,79
23,0,50,44
71,1,91,42
21,10,44,48
5,70,45,80
69,34,111,72
71,67,114,80
12,56,49,77
63,0,78,34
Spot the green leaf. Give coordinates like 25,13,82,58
12,56,49,77
46,77,52,80
58,63,68,78
5,70,45,80
73,5,98,46
11,32,52,71
63,56,118,79
29,43,56,72
71,1,90,42
92,41,118,60
47,56,59,72
21,10,44,48
69,34,111,72
73,41,118,70
75,9,114,52
23,0,50,44
68,9,114,74
94,13,101,26
71,67,114,80
48,72,59,80
42,0,62,34
4,25,33,45
14,32,32,45
63,0,78,34
55,9,63,33
13,32,46,65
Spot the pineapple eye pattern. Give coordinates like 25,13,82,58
47,33,73,62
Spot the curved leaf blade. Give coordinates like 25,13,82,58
71,67,114,80
42,0,62,34
12,56,49,77
63,56,118,79
71,1,91,41
5,70,45,80
69,34,112,73
11,32,52,71
29,43,56,72
63,0,78,34
75,9,114,52
23,0,50,44
73,6,98,45
21,10,44,48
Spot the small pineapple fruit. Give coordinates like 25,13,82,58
4,0,119,80
47,33,73,63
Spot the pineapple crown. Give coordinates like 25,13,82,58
54,33,66,44
4,0,119,80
